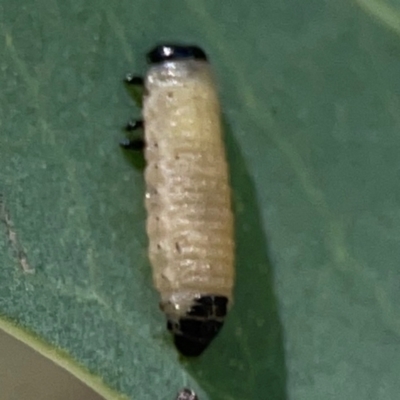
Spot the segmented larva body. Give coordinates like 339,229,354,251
133,45,234,356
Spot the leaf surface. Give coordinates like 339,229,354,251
1,1,400,399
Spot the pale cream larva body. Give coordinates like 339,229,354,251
128,45,234,356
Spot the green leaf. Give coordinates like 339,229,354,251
1,0,400,399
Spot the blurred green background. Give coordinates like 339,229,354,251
1,1,400,399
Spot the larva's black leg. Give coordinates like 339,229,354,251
120,119,145,151
124,75,145,107
119,137,145,151
124,74,144,86
125,119,144,132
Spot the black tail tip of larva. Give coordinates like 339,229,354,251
147,44,208,64
173,319,224,357
168,295,228,357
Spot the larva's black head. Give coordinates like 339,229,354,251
176,388,199,400
167,296,228,357
147,44,208,64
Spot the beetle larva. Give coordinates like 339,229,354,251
123,44,235,356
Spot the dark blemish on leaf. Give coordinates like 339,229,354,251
175,242,181,253
0,194,35,273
